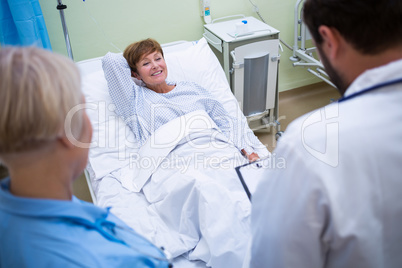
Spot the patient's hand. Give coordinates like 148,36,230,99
241,149,260,162
248,152,260,162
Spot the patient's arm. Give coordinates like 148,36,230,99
212,108,262,161
101,52,141,138
195,82,265,157
102,52,137,106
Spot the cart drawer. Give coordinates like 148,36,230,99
202,30,222,53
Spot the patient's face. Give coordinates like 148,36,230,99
134,51,168,90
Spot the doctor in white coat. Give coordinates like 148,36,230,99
248,0,402,267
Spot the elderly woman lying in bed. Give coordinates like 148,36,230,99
102,38,264,162
101,38,269,268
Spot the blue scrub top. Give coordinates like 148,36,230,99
0,177,171,268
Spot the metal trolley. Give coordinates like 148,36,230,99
203,15,283,139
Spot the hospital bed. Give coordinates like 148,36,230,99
77,37,269,268
290,0,335,87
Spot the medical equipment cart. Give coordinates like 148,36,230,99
203,16,281,135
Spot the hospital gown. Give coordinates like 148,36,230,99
101,52,263,155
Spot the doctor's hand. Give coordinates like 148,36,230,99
241,149,260,163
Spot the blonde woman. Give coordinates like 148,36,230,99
0,46,171,267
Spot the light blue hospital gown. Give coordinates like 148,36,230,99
101,52,262,154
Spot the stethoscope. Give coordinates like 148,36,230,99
63,216,173,267
338,77,402,103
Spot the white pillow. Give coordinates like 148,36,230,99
79,37,243,180
164,38,242,118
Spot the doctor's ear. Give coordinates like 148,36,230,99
318,25,341,59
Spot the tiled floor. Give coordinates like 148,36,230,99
1,82,340,203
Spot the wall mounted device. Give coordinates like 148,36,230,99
200,0,211,24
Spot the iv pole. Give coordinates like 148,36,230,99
57,0,74,60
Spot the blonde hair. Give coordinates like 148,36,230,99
123,38,164,74
0,46,83,153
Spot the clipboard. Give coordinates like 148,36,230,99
235,157,270,201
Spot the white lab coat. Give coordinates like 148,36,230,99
248,58,402,268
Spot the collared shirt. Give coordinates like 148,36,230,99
249,58,402,268
0,177,170,268
101,52,263,154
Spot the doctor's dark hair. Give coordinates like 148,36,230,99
123,38,164,75
303,0,402,54
0,47,83,154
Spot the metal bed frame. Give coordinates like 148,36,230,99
289,0,335,88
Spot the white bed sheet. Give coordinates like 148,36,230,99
77,37,269,267
97,113,253,267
